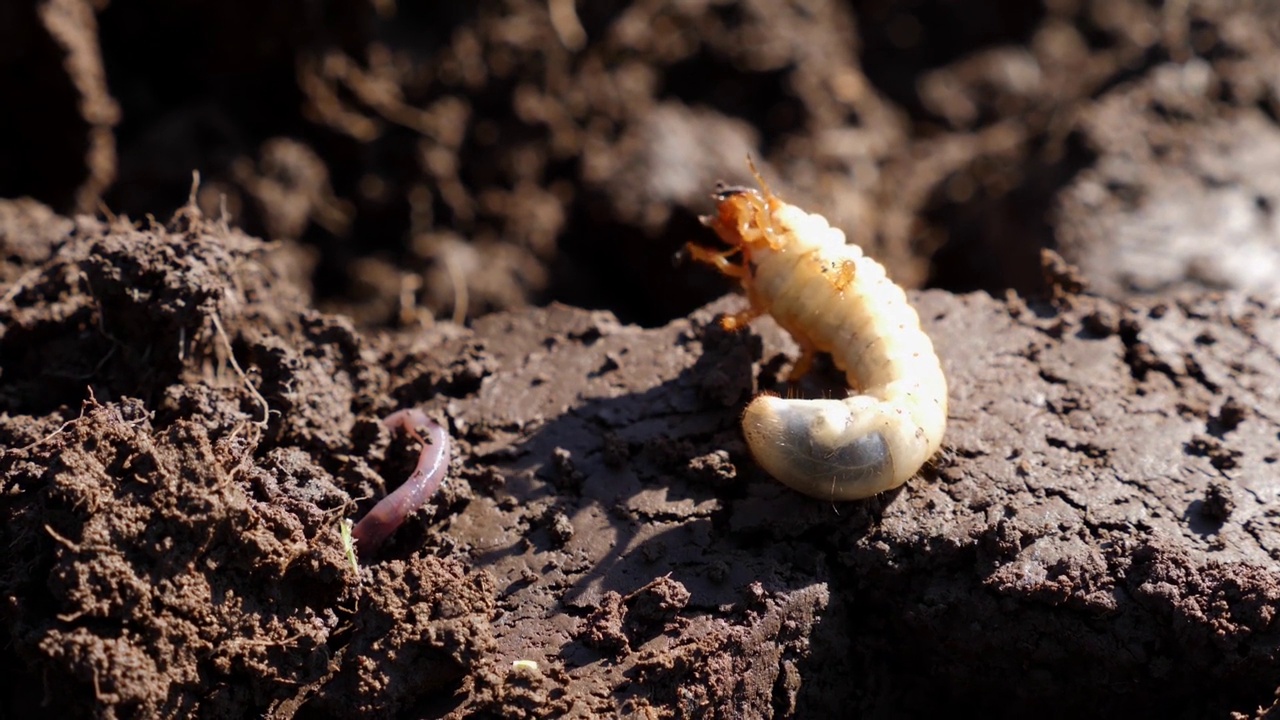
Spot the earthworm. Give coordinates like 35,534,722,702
352,409,451,552
685,159,948,500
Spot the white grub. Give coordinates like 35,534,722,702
686,160,947,500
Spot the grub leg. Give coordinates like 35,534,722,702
684,242,748,279
787,342,819,381
719,304,764,332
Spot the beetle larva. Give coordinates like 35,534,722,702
685,160,947,500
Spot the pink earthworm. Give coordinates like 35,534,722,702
352,409,451,553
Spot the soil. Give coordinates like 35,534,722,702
3,1,1280,718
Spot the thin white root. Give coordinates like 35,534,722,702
443,251,469,325
210,312,271,428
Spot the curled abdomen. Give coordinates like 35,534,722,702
743,395,897,500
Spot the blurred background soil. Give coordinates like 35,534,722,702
8,0,1280,327
4,0,1280,718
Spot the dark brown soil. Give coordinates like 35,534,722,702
4,1,1280,718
